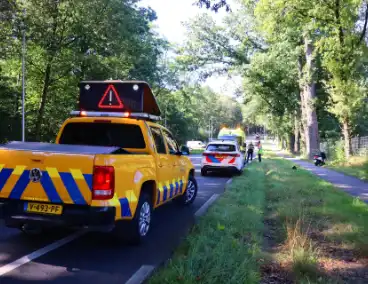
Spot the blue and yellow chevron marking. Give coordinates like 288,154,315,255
156,178,184,205
0,165,92,205
119,198,132,217
117,190,138,218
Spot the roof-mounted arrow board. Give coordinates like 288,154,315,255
98,84,124,109
79,80,161,116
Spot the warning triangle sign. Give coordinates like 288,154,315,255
98,84,124,109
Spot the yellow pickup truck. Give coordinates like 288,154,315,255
0,81,197,244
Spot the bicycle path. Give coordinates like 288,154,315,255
276,151,368,203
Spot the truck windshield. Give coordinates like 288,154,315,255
59,122,146,149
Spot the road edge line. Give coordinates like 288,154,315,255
194,193,220,218
225,178,233,190
0,230,85,276
126,193,222,284
125,265,156,284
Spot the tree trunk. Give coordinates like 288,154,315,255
33,2,59,141
34,62,52,141
303,35,320,159
294,114,300,153
297,56,308,155
288,132,295,154
342,118,352,159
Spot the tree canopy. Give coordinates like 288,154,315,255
1,0,367,159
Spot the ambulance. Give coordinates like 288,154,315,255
217,127,247,152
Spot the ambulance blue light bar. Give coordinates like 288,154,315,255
70,110,161,121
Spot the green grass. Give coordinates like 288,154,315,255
149,154,368,284
149,162,267,284
261,155,368,282
190,149,205,155
327,156,368,181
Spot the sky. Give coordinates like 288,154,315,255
139,0,242,97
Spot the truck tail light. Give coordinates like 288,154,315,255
92,166,115,200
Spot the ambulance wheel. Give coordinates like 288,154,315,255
235,169,242,176
175,175,198,206
234,167,243,176
113,191,152,245
201,168,208,176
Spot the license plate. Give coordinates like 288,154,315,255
25,202,63,215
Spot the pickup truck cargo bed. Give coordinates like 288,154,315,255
0,141,120,154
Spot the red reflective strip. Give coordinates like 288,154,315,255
98,84,124,109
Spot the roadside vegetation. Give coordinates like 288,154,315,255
150,159,266,283
189,149,205,155
327,156,368,181
273,142,368,182
150,153,368,284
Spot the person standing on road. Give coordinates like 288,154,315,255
247,142,254,162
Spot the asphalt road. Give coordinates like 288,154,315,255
0,155,230,284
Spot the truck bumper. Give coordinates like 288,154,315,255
0,199,116,231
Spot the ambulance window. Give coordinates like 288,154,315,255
59,122,145,149
162,130,179,154
150,127,167,154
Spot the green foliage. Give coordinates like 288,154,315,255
157,86,243,144
197,0,368,158
150,155,368,283
0,0,167,142
149,161,266,284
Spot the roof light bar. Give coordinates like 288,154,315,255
70,111,161,121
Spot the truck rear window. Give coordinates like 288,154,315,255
206,144,236,152
59,123,146,149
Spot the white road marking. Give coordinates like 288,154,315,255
225,178,233,189
125,176,228,283
0,230,85,276
125,193,222,283
125,265,156,284
195,194,220,217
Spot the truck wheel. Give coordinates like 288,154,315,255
175,175,198,206
114,191,153,245
201,169,207,176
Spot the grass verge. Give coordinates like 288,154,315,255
149,163,267,284
326,156,368,181
190,149,205,155
149,154,368,284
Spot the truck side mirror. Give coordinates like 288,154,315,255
180,145,190,156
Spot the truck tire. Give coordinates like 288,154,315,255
201,168,207,176
174,175,198,206
113,191,153,245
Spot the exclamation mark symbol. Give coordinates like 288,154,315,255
109,90,112,105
